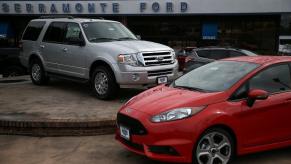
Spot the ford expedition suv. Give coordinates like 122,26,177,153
20,16,178,99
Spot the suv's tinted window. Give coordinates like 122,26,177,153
210,50,230,60
196,50,210,58
229,51,244,57
43,22,66,43
64,23,83,45
22,21,45,41
249,64,291,93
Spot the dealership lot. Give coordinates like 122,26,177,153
0,76,142,122
0,134,291,164
1,74,291,163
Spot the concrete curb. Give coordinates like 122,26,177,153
0,119,117,136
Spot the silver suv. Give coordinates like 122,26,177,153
20,16,178,99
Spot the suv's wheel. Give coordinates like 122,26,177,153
91,66,119,100
30,59,49,85
193,128,235,164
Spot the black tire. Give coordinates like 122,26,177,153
91,66,119,100
193,128,235,164
29,58,49,85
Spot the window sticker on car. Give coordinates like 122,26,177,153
108,28,115,31
83,24,88,28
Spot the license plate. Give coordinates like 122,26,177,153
120,126,130,140
157,76,168,84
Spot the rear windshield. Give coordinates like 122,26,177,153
22,21,46,41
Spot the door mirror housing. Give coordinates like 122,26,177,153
247,89,269,107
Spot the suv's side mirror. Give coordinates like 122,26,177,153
246,89,269,107
136,35,141,40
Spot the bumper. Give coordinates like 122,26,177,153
115,108,198,163
112,62,179,88
19,55,29,68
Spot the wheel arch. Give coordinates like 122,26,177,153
28,54,43,65
89,60,116,80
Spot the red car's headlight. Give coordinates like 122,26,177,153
150,106,207,123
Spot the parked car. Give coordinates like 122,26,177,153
0,48,26,77
184,47,257,72
116,56,291,164
20,16,178,99
176,47,196,71
278,35,291,55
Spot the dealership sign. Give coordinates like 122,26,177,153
0,0,291,15
0,1,189,15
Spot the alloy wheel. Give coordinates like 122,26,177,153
196,132,232,164
94,72,109,95
31,64,41,82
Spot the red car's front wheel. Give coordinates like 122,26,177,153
193,128,235,164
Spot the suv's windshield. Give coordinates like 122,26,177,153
173,61,259,92
81,22,137,42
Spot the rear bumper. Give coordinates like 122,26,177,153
115,108,199,163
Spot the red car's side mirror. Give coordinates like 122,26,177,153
247,89,269,107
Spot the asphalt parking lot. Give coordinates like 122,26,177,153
0,134,291,164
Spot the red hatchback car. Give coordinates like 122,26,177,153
116,56,291,164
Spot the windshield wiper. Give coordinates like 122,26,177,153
89,37,118,42
117,37,136,41
173,83,207,93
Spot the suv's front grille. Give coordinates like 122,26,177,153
117,113,147,135
148,69,173,77
142,51,173,66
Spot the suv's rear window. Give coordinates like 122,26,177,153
22,21,46,41
43,22,67,43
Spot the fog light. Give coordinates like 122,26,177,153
148,145,180,156
132,73,140,81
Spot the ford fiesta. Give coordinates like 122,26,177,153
116,56,291,164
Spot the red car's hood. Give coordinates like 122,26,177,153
126,85,227,115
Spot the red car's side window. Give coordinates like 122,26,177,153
231,64,291,101
249,64,291,94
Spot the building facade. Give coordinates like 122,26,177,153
0,0,291,54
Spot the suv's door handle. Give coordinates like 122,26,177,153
62,48,68,52
40,45,45,48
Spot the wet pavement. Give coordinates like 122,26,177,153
0,134,290,164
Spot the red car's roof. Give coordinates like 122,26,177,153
223,56,291,65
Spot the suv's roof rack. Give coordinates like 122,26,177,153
39,15,74,19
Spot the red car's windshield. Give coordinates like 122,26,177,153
173,61,260,92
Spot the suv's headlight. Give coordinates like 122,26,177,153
150,106,206,123
171,50,177,63
118,53,143,66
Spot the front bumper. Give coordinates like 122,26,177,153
112,62,179,88
115,108,199,163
